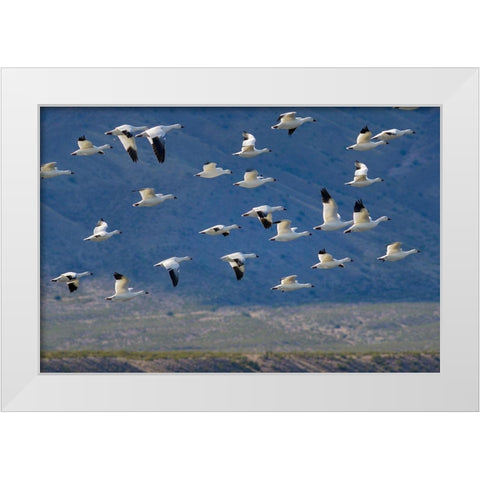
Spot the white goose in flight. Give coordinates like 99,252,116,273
199,224,241,236
371,128,416,142
194,162,232,178
271,275,314,292
346,126,387,151
71,136,112,156
233,169,276,188
51,271,92,292
345,161,384,187
232,131,272,158
104,124,147,162
344,199,390,233
311,249,353,269
154,256,192,287
271,111,316,135
83,219,122,242
40,162,74,178
377,242,420,262
132,188,177,207
269,219,311,242
135,124,184,163
314,188,353,231
105,272,149,301
242,205,286,229
220,252,258,280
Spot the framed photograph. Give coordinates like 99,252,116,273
1,68,478,411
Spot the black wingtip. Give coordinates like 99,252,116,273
353,199,365,212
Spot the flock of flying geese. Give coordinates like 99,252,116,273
45,110,420,299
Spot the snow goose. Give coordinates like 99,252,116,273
346,140,387,151
71,136,112,156
271,111,316,135
344,199,390,233
232,131,272,158
104,124,147,162
199,224,241,236
377,242,420,262
105,272,149,301
314,188,353,231
233,169,276,188
271,275,314,292
220,252,259,280
132,188,177,207
269,219,311,242
346,127,387,151
194,162,232,178
311,249,353,269
51,271,92,292
135,124,184,163
40,162,74,178
154,256,192,287
83,219,122,242
371,128,416,141
345,161,384,187
242,205,286,229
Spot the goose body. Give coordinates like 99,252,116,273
345,161,384,187
195,162,232,178
104,124,147,162
199,224,241,236
371,128,416,141
271,275,314,292
242,205,286,229
271,111,316,135
377,242,420,262
311,249,352,269
232,131,272,158
51,271,92,292
233,169,276,188
135,124,184,163
344,199,390,233
154,256,192,287
314,188,353,231
220,252,258,280
105,272,148,301
269,219,311,242
40,162,74,178
83,219,122,242
71,136,112,156
132,188,177,207
346,140,387,151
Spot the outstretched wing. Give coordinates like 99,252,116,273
78,137,93,149
386,242,402,255
229,259,245,280
321,189,339,223
41,162,57,172
148,135,166,163
244,169,258,181
281,275,297,284
138,188,156,200
93,219,108,235
118,132,138,162
113,272,129,294
353,200,370,224
203,162,216,171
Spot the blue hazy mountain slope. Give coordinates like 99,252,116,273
40,106,439,305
